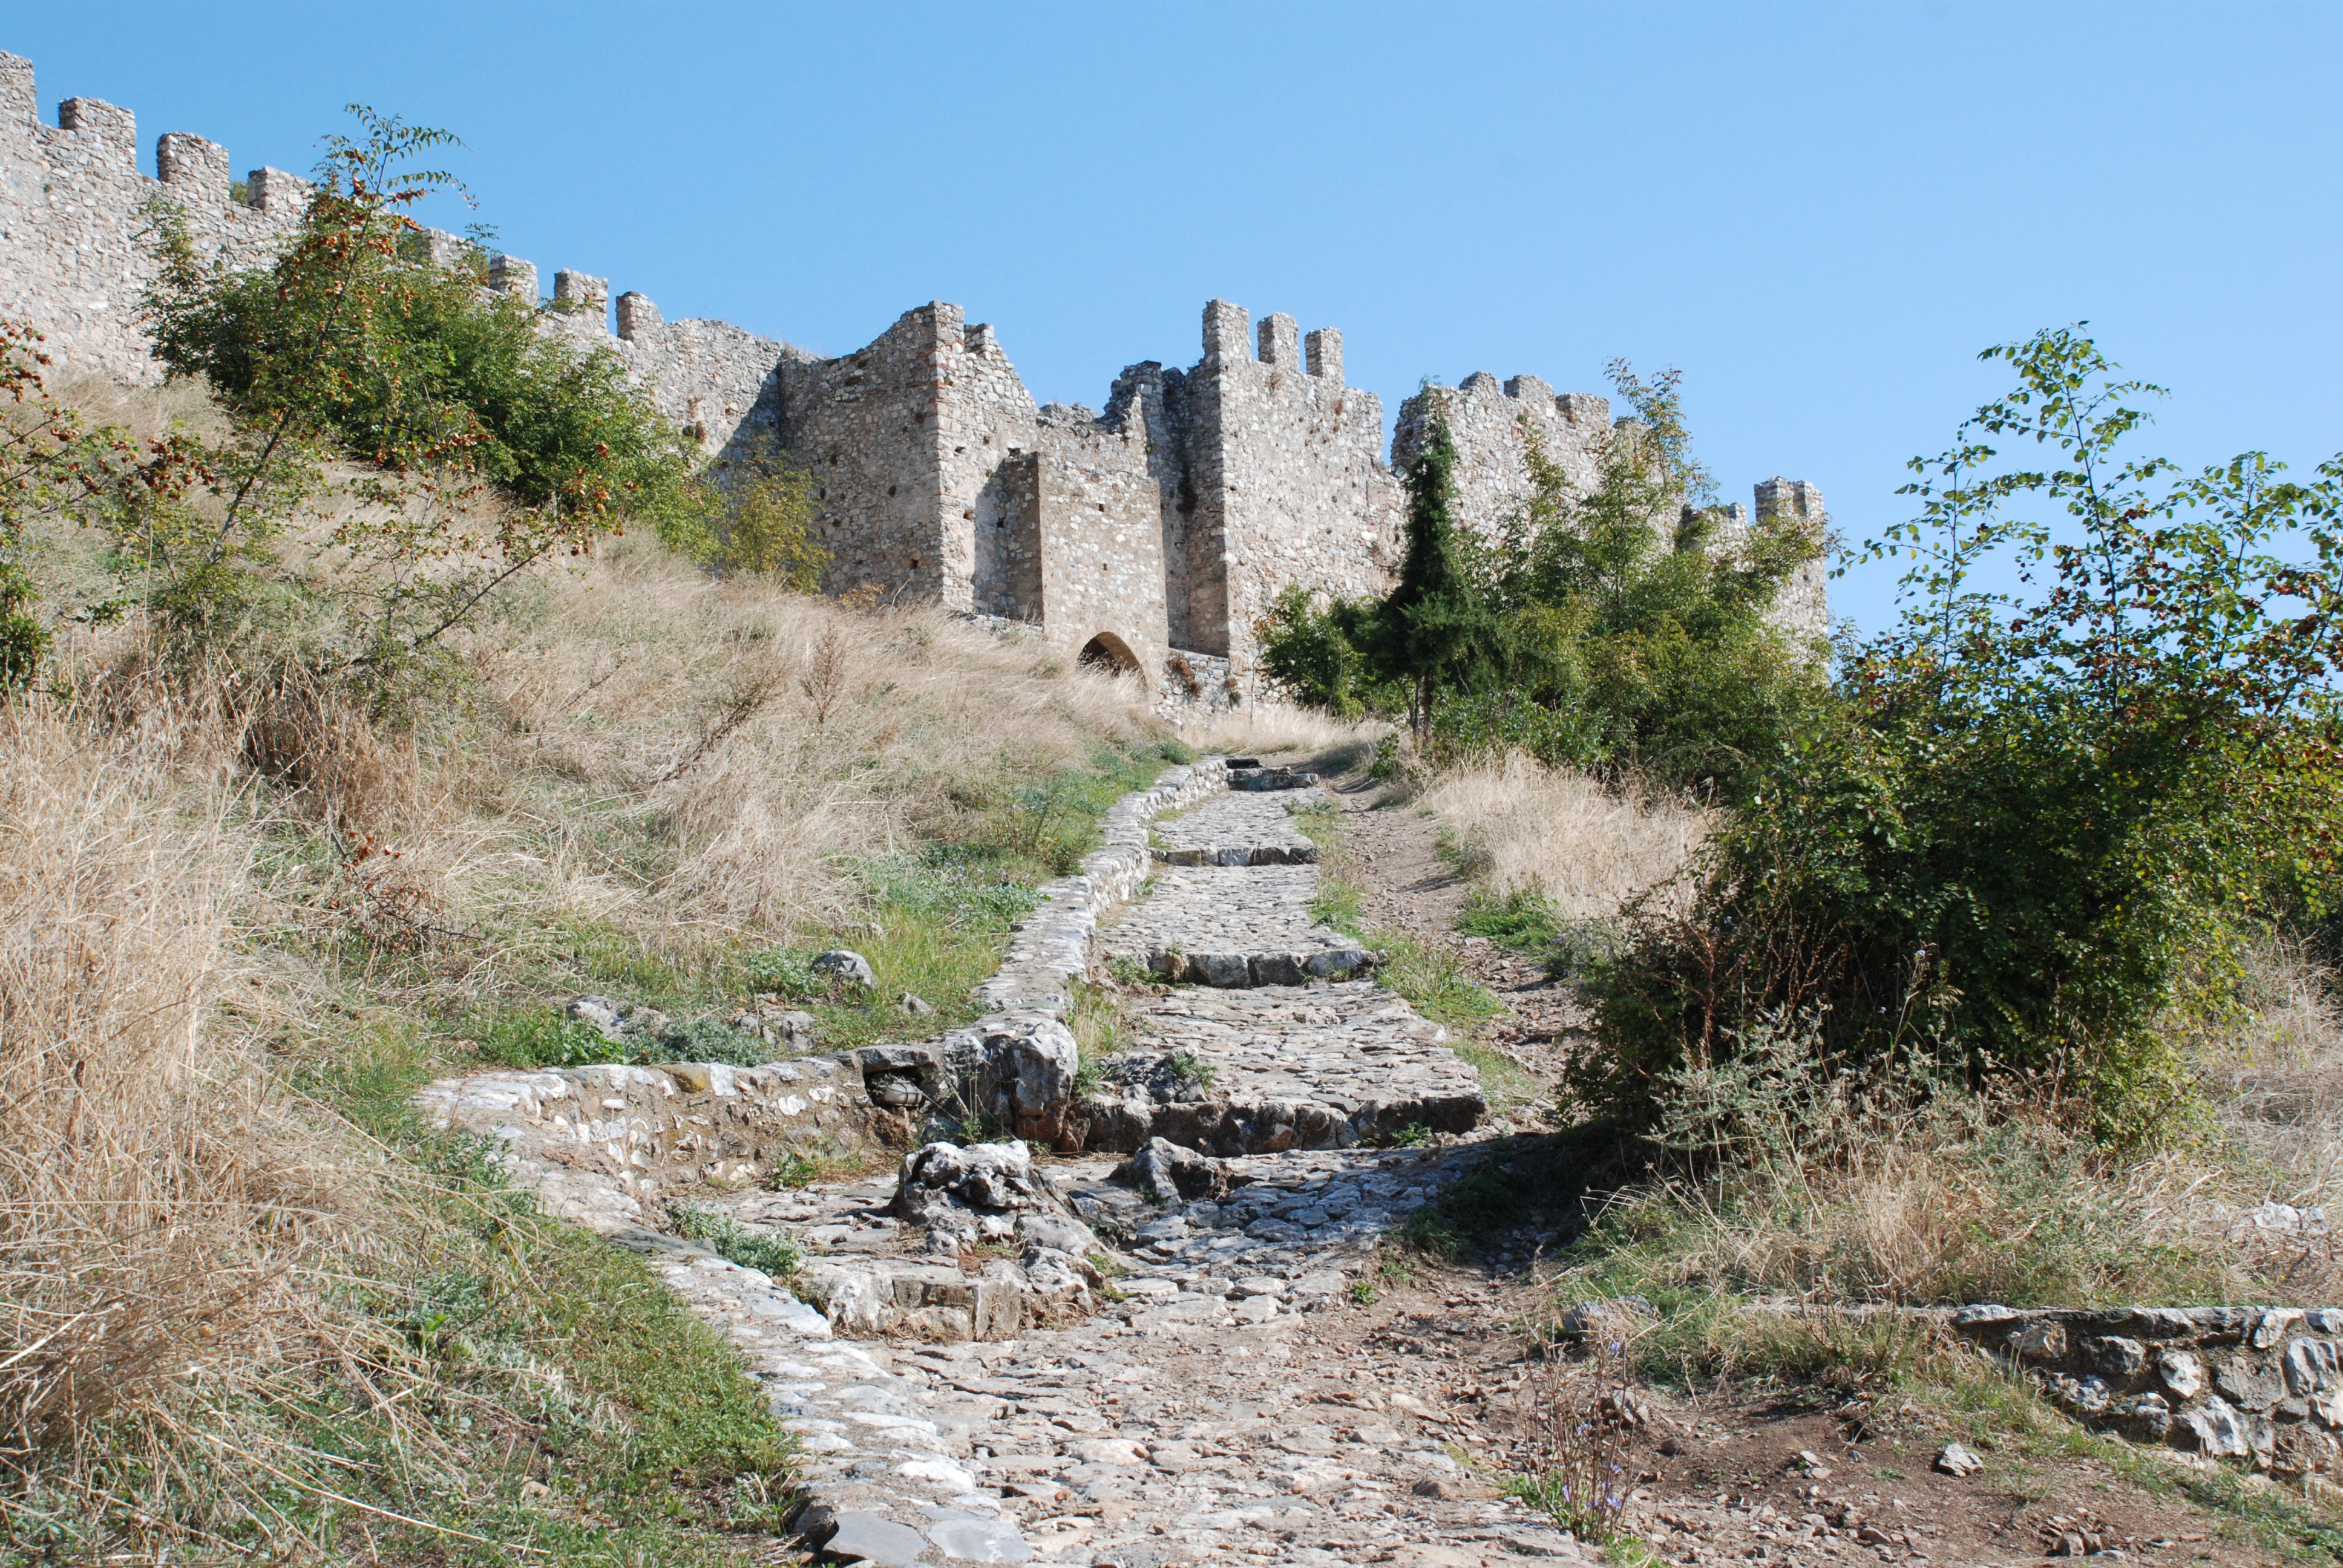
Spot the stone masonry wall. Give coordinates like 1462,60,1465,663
1164,300,1407,665
0,51,310,382
1033,400,1171,674
613,291,814,459
1950,1303,2343,1477
773,304,963,604
1755,475,1832,638
0,48,1825,681
1391,374,1612,543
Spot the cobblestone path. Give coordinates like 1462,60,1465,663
437,768,1585,1565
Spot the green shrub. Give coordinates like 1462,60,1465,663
478,1008,613,1068
744,946,824,1001
1255,583,1387,715
638,1016,772,1068
661,436,827,588
131,108,696,677
1581,328,2343,1142
1250,367,1830,794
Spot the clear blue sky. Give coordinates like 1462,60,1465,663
10,3,2341,633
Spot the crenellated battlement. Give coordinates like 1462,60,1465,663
0,47,1827,690
0,52,321,381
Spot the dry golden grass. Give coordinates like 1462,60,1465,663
427,541,1162,944
2199,941,2343,1198
1420,751,1711,920
1182,699,1384,760
1561,947,2343,1325
0,701,366,1461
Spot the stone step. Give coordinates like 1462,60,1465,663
1076,981,1486,1154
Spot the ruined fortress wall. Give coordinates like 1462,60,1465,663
0,48,1823,684
974,449,1043,623
773,304,962,603
612,289,807,457
1032,405,1170,673
1164,301,1406,664
934,317,1041,613
1391,374,1613,543
0,51,310,381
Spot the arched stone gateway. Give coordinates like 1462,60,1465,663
1078,632,1144,684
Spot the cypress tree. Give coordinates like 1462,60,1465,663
1365,404,1504,745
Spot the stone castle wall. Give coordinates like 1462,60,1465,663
1392,373,1613,538
1164,304,1407,662
0,46,1828,694
1395,376,1834,643
0,52,311,382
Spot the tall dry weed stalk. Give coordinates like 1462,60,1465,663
0,702,362,1463
1421,752,1709,919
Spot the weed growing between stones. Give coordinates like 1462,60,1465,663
673,1207,804,1279
766,1146,875,1190
1168,1050,1220,1091
1069,978,1136,1096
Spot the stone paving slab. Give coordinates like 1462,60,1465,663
1150,791,1319,866
1099,865,1371,985
1076,982,1486,1154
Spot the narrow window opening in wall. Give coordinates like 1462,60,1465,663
888,485,898,496
955,446,965,454
911,558,922,571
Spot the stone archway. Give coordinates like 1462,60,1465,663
1078,632,1144,686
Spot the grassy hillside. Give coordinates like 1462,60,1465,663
0,365,1357,1560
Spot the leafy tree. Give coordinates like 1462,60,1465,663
135,106,697,674
661,434,827,589
1584,328,2343,1143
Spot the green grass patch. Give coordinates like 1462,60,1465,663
1457,887,1560,950
1309,874,1368,935
675,1206,803,1278
1370,928,1503,1034
1455,1039,1541,1117
1285,800,1345,849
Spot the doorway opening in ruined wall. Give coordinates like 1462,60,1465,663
1078,633,1143,685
